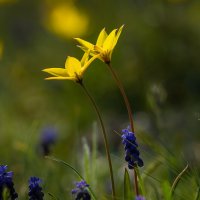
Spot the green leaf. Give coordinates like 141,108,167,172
162,181,171,200
91,122,98,188
124,168,133,200
82,137,91,183
142,158,162,181
195,187,200,200
2,187,10,200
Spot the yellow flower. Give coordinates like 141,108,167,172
45,3,89,38
42,52,98,82
74,25,124,64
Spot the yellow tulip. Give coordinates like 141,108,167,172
42,52,98,82
74,25,124,64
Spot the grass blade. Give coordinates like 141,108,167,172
45,156,97,200
124,168,133,200
162,181,171,200
171,164,189,196
82,137,91,183
48,192,60,200
195,187,200,200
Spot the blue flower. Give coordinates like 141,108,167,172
0,165,18,199
28,177,44,200
71,180,91,200
122,127,144,169
135,195,146,200
39,127,57,156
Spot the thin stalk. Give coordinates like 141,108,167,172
134,166,146,195
171,164,189,196
106,62,139,196
79,82,116,200
134,168,139,196
107,62,134,133
45,156,97,200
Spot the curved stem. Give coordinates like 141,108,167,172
45,156,97,200
107,62,134,133
106,62,139,196
171,164,189,196
79,82,116,200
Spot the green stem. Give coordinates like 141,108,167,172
106,62,139,196
79,82,116,200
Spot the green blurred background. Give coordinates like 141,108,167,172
0,0,200,199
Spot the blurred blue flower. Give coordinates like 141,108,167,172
135,195,146,200
39,127,58,156
0,165,18,199
28,177,44,200
71,180,91,200
122,127,144,169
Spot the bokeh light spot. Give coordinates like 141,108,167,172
45,3,89,38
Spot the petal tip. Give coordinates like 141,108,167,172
42,69,48,72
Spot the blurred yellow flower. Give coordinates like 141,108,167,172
74,25,124,63
13,141,28,152
42,52,98,82
46,3,89,38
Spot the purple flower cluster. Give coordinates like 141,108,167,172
28,177,44,200
40,127,57,156
135,195,146,200
0,165,18,199
71,180,91,200
122,127,144,169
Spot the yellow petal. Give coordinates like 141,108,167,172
42,68,68,77
102,29,117,50
112,25,124,49
45,76,76,80
81,51,90,66
65,56,81,76
81,54,99,74
94,45,104,53
74,38,94,50
96,28,108,47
